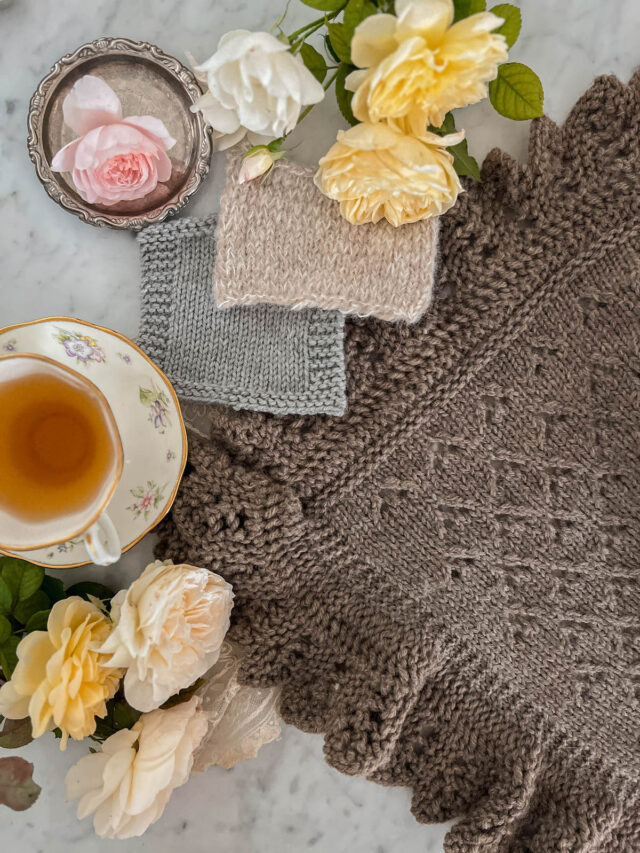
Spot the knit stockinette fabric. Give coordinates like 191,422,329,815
137,217,346,416
214,146,440,322
157,76,640,852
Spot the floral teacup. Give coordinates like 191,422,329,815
0,318,187,568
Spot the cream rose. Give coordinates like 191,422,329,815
65,695,208,839
0,597,122,749
98,561,233,712
315,121,463,226
347,0,508,129
191,30,325,150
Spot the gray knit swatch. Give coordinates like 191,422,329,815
137,217,346,416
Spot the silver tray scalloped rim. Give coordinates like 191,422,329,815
27,37,212,230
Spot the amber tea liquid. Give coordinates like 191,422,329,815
0,358,120,528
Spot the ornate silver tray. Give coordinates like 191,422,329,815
27,37,212,230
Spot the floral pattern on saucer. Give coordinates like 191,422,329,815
139,381,172,434
0,318,187,568
127,481,166,520
54,327,106,366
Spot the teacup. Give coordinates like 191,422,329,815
0,353,123,565
0,317,187,569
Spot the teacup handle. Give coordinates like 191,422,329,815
83,512,121,566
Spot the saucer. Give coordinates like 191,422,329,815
0,318,187,568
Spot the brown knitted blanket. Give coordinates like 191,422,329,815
156,75,640,852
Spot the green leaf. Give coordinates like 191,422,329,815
111,701,141,732
328,22,352,63
453,0,486,22
0,718,33,750
13,591,50,627
324,32,340,62
299,0,346,9
24,610,51,633
489,62,544,120
335,64,359,125
41,575,65,604
0,757,41,811
430,113,481,181
0,617,10,646
490,3,521,48
300,42,328,83
65,581,115,603
160,678,206,710
450,137,481,181
0,637,19,680
0,580,11,616
344,0,377,39
0,558,44,604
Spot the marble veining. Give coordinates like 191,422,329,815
1,0,639,850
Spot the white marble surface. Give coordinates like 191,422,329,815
1,0,638,849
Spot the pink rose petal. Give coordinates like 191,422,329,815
63,75,122,136
123,116,176,151
50,137,82,172
50,75,174,207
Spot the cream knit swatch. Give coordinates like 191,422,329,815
214,147,440,323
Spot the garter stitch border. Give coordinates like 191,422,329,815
137,216,347,416
214,146,440,323
157,75,640,852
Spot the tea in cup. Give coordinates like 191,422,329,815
0,353,123,565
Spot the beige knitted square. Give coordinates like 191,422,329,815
214,147,440,323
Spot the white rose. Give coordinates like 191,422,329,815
99,560,233,712
65,696,208,840
191,30,325,150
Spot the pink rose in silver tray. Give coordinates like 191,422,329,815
51,75,176,206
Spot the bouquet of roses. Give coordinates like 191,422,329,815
0,557,280,838
192,0,542,226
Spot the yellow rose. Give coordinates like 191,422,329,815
0,597,122,748
315,121,463,227
347,0,508,129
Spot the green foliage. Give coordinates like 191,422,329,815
0,637,19,681
335,64,359,125
344,0,377,40
13,591,49,626
160,678,205,710
0,757,41,811
0,558,44,605
453,0,486,22
0,717,33,750
324,32,340,62
64,581,115,603
489,62,544,119
430,113,481,181
328,22,352,62
491,3,521,48
41,575,65,604
91,698,142,744
24,611,50,633
300,42,328,82
0,579,11,616
0,616,10,645
299,0,347,10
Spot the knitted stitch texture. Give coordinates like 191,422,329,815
137,217,346,416
214,146,440,322
157,76,640,851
